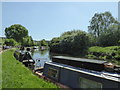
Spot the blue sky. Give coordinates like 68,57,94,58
2,2,118,40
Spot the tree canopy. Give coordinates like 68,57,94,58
88,11,119,38
5,24,28,43
22,36,34,46
4,24,34,46
40,39,48,46
50,30,89,56
98,24,120,46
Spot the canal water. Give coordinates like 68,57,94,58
31,48,52,69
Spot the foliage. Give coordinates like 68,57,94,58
88,46,119,54
0,39,3,46
118,40,120,46
4,24,34,46
87,46,120,65
5,24,28,43
88,11,120,46
0,38,2,44
33,40,40,46
50,37,61,52
22,36,34,46
4,39,19,46
88,11,119,38
87,34,96,46
40,39,48,46
87,54,96,59
97,24,120,46
0,38,6,45
50,30,89,56
2,49,58,88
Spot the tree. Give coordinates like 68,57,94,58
40,39,48,46
60,30,89,55
22,36,34,46
4,39,18,46
50,30,90,56
49,37,61,52
29,36,34,46
33,40,40,46
5,24,28,43
98,24,120,46
88,11,119,38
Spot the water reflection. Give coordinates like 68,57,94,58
31,49,51,69
40,50,48,56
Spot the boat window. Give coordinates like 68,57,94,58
79,77,102,89
47,67,59,79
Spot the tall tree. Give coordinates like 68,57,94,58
88,11,119,38
5,24,28,43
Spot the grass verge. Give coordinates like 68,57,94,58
87,46,120,65
2,49,58,88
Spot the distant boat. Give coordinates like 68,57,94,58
40,46,47,50
33,46,38,49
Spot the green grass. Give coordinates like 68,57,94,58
88,46,119,54
2,49,58,88
87,46,120,65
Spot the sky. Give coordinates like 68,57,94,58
1,2,118,41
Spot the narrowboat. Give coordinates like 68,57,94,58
14,49,35,67
43,56,120,89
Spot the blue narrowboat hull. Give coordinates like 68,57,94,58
43,62,120,89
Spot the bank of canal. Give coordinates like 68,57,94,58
2,49,58,88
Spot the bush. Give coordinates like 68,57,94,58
50,30,90,56
87,54,96,59
88,46,120,62
114,55,120,60
4,39,18,46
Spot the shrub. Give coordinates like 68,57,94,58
87,54,96,59
4,39,18,46
114,55,120,60
50,30,90,56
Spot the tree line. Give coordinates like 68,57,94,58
50,11,120,56
3,24,49,47
3,11,120,52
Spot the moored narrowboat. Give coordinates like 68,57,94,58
42,56,120,89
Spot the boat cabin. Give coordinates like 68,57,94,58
52,56,107,71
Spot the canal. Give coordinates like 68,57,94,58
31,48,52,69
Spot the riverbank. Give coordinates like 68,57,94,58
87,46,120,65
2,49,58,88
